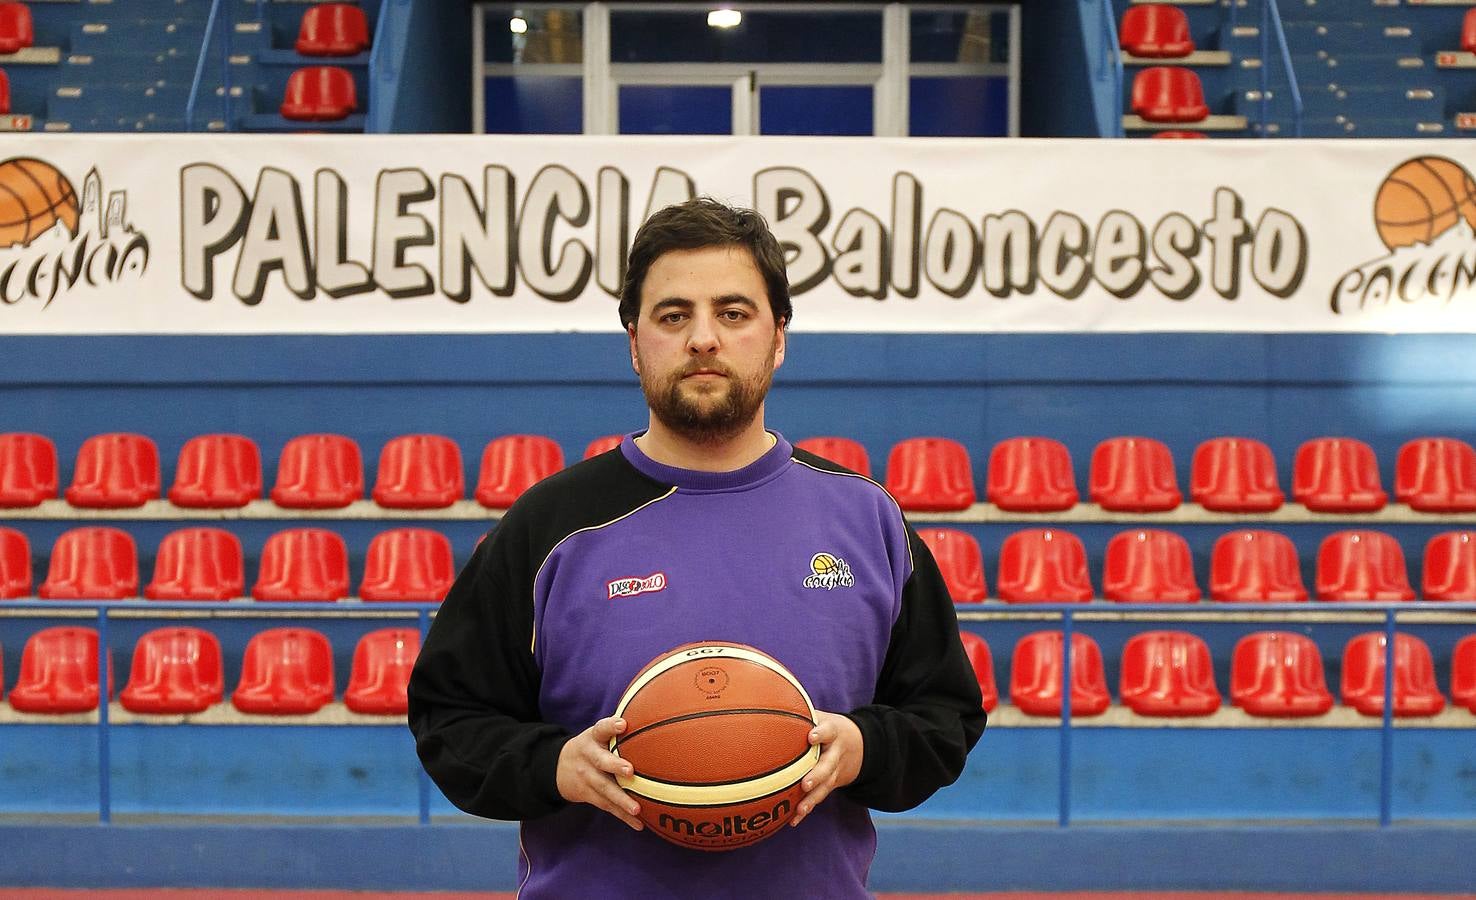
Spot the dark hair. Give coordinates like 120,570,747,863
619,197,791,330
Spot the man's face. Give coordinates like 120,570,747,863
629,245,786,444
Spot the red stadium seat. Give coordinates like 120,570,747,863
0,2,34,55
1395,438,1476,512
296,3,370,56
1316,530,1415,602
885,437,975,512
1230,632,1333,718
251,528,349,602
1209,530,1308,602
0,527,30,598
0,68,8,115
1452,634,1476,713
475,434,563,508
1009,631,1110,717
1102,529,1200,603
37,527,137,600
1190,437,1284,512
958,631,999,712
1463,9,1476,54
584,434,624,460
144,528,244,601
1422,531,1476,602
1151,130,1208,139
270,434,363,509
9,627,112,714
65,433,160,508
986,437,1077,512
0,432,58,507
168,434,262,509
1119,630,1221,717
359,528,455,602
996,529,1093,603
281,66,357,121
1292,438,1386,513
344,628,419,715
119,627,224,714
917,527,986,603
795,436,872,477
1131,67,1210,123
372,434,464,509
1120,4,1193,58
1341,632,1445,717
1089,436,1181,512
232,627,335,715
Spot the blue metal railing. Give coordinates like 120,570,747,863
3,599,1470,827
1260,0,1303,138
186,0,231,133
1,599,439,825
1097,0,1125,138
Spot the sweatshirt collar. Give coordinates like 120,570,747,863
620,430,792,492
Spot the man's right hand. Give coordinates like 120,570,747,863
555,716,644,830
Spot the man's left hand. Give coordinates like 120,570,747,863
790,710,864,828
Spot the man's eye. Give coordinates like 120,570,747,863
660,312,685,324
720,309,746,320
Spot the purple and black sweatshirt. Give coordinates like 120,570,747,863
409,433,985,899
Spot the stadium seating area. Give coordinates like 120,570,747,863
0,0,374,132
1115,0,1476,139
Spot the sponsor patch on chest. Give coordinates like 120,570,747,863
607,572,668,599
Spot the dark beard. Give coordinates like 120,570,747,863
641,360,774,445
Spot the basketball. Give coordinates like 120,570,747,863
0,157,81,249
1372,156,1476,252
810,552,839,575
610,641,820,851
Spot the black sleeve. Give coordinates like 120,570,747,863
406,521,572,821
841,525,987,812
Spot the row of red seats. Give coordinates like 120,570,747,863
282,2,372,121
10,432,1475,515
870,434,1475,513
962,630,1476,719
3,625,413,716
0,527,453,602
1132,67,1211,124
1120,4,1195,59
7,624,1470,720
922,527,1476,604
8,522,1476,605
0,432,576,510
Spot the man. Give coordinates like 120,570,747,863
408,197,985,898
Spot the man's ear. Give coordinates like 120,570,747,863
628,324,641,375
772,319,787,370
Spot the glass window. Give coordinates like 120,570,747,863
909,8,1009,65
484,6,584,65
610,10,883,63
761,85,873,136
484,76,583,134
909,76,1008,136
619,85,732,135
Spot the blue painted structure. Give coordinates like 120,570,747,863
3,332,1476,889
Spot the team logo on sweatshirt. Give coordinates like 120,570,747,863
607,572,667,599
803,553,854,589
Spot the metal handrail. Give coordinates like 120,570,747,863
1098,0,1125,138
1261,0,1303,138
185,0,229,133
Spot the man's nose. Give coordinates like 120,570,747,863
686,313,720,354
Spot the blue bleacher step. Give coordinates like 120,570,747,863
1237,53,1437,92
1227,22,1420,57
237,112,366,133
1277,0,1408,23
1251,116,1447,138
69,20,206,55
1234,85,1446,119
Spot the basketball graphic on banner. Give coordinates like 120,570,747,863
1372,156,1476,252
0,157,81,249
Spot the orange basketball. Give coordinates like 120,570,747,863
610,641,819,852
0,157,79,249
1373,156,1476,252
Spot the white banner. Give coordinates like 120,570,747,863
2,134,1475,333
